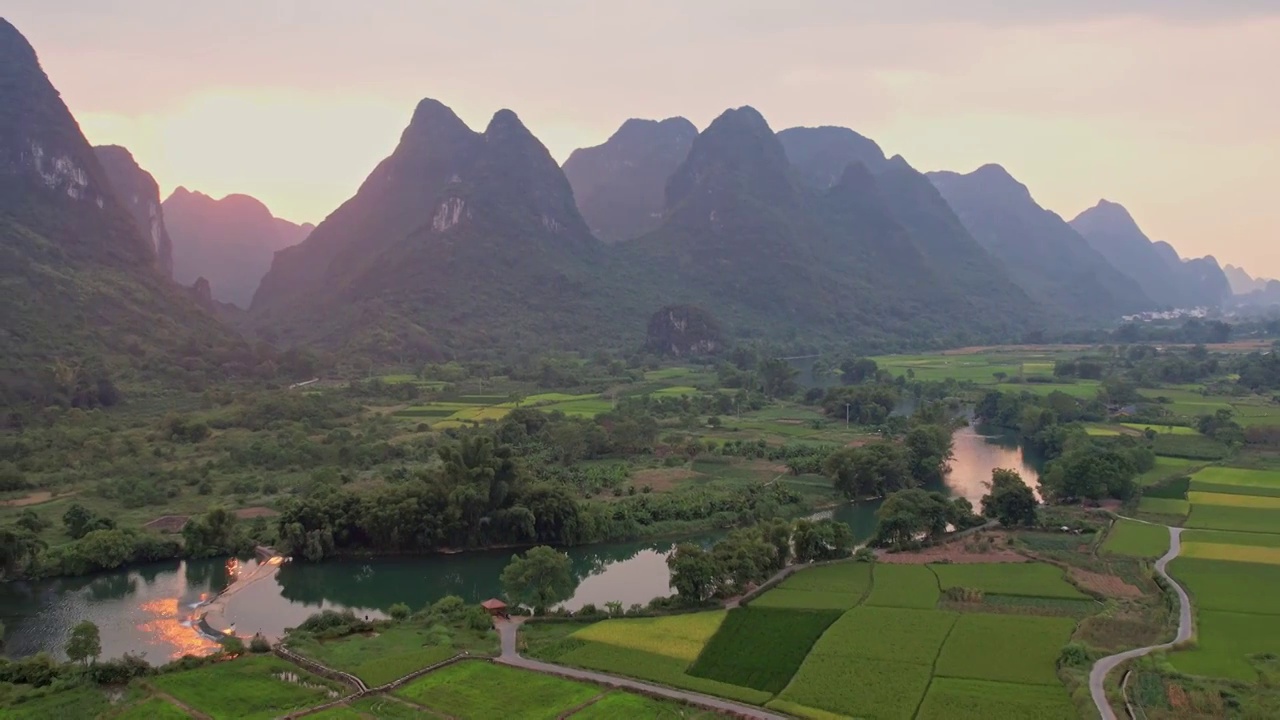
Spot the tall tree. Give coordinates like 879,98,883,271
501,545,573,614
980,469,1039,527
65,620,102,666
667,544,719,603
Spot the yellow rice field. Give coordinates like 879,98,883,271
1180,543,1280,566
572,611,727,662
1187,492,1280,510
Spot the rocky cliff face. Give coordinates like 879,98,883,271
94,145,174,277
646,305,722,356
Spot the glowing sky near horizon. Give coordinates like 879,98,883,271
5,1,1277,276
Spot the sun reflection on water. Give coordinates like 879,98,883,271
135,599,220,659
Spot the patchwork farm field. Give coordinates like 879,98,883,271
915,678,1077,720
930,562,1087,599
1187,491,1280,509
546,611,774,705
863,564,940,609
1184,504,1280,533
1136,457,1201,486
934,614,1077,686
749,562,871,610
687,607,840,693
1191,466,1280,490
287,625,459,686
1137,497,1190,516
150,655,346,720
1170,610,1280,682
1102,519,1170,558
532,558,1093,718
1169,557,1280,615
392,661,598,720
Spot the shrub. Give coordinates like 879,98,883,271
249,635,272,653
389,603,411,621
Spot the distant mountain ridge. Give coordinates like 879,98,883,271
1070,199,1230,308
927,166,1153,320
1224,263,1270,295
163,187,313,307
563,117,696,242
251,99,615,359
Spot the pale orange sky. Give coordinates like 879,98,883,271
6,2,1278,277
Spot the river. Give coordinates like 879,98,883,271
0,425,1039,661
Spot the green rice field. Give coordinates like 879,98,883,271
809,606,957,665
1188,491,1280,509
1136,457,1200,486
150,655,346,720
1138,497,1190,516
393,661,598,720
776,656,934,720
687,607,840,693
1184,505,1280,534
863,564,940,609
1169,557,1280,615
930,562,1087,599
1122,423,1200,435
933,614,1078,686
915,678,1077,720
1170,609,1280,682
1191,466,1280,489
1102,519,1171,558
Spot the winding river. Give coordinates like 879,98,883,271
0,425,1040,661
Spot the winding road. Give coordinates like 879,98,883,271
1089,523,1193,720
494,619,789,720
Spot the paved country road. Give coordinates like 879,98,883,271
1089,524,1193,720
494,618,790,720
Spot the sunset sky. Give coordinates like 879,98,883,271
6,1,1277,277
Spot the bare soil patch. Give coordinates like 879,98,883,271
630,467,698,492
234,506,280,519
1070,568,1143,598
145,515,190,533
0,491,68,507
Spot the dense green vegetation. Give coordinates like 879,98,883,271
686,607,839,693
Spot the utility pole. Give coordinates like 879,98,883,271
845,403,851,428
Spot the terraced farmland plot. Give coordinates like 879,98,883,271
569,692,720,719
1183,528,1280,548
1171,609,1280,682
687,607,840,693
557,642,771,705
1136,457,1200,486
750,561,872,610
749,588,853,611
915,678,1077,720
930,562,1087,599
1192,466,1280,490
808,606,956,665
393,661,597,720
934,614,1077,686
1188,491,1280,509
150,655,346,720
572,611,725,662
1102,519,1171,558
1122,423,1200,435
1169,557,1280,615
864,563,940,609
557,611,772,705
775,656,933,720
1138,497,1190,516
1185,504,1280,534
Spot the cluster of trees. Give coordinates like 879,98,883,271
823,424,955,499
666,518,855,602
869,490,984,550
274,433,803,562
1235,352,1280,392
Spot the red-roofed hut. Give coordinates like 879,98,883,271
481,598,509,618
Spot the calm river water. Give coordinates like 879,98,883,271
0,425,1039,661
